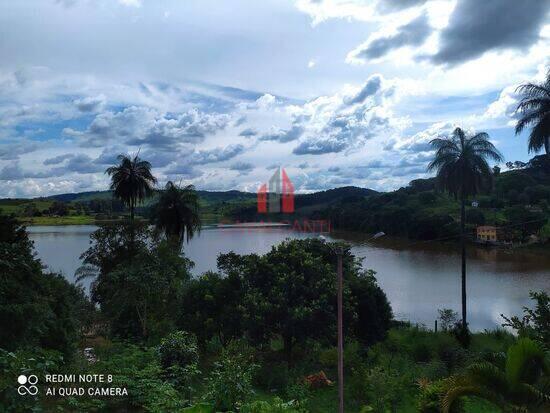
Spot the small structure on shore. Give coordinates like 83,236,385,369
476,226,502,242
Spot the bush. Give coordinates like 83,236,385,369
158,330,200,397
158,330,199,371
205,346,258,411
417,379,464,413
241,398,306,413
0,348,64,413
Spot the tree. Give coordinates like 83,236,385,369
178,271,244,347
442,338,550,412
515,69,550,156
78,223,192,339
217,239,392,366
428,127,503,332
152,181,201,249
0,213,90,356
105,154,157,220
501,291,550,344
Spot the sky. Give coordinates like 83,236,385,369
0,0,549,198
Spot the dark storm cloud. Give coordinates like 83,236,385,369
431,0,550,65
353,13,431,61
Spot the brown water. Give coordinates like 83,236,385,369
28,225,549,331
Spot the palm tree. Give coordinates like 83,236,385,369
153,181,201,248
428,128,503,330
515,70,550,156
442,338,550,412
105,154,157,220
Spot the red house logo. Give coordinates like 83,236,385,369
257,167,294,213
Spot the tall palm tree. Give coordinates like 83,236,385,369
515,70,550,156
105,154,157,220
442,338,550,412
428,128,503,330
153,181,201,248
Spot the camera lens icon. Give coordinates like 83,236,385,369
17,375,38,395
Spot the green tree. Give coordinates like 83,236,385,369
501,291,550,344
105,154,157,220
178,271,244,347
217,239,391,366
78,223,192,339
152,181,201,249
442,338,550,412
0,213,89,356
515,69,550,156
428,127,503,332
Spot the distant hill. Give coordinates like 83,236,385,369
32,186,375,205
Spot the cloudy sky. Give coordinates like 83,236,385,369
0,0,549,197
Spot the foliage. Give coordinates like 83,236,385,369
0,213,90,356
178,271,245,347
158,330,200,396
0,348,64,413
79,222,193,340
216,239,391,366
515,69,550,155
441,338,550,413
501,290,550,344
105,153,157,219
438,309,459,332
152,181,202,248
417,379,464,413
205,344,258,411
428,128,503,200
241,397,307,413
82,343,187,413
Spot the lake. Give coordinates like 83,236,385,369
27,225,549,331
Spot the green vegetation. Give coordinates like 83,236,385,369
515,69,550,155
1,210,549,412
1,147,549,412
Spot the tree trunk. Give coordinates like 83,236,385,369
460,193,467,330
130,198,135,221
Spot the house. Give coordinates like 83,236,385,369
476,226,502,242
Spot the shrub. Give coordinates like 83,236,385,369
205,346,258,411
0,348,64,413
158,330,199,371
255,362,290,392
417,379,464,413
241,398,306,413
158,330,200,397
